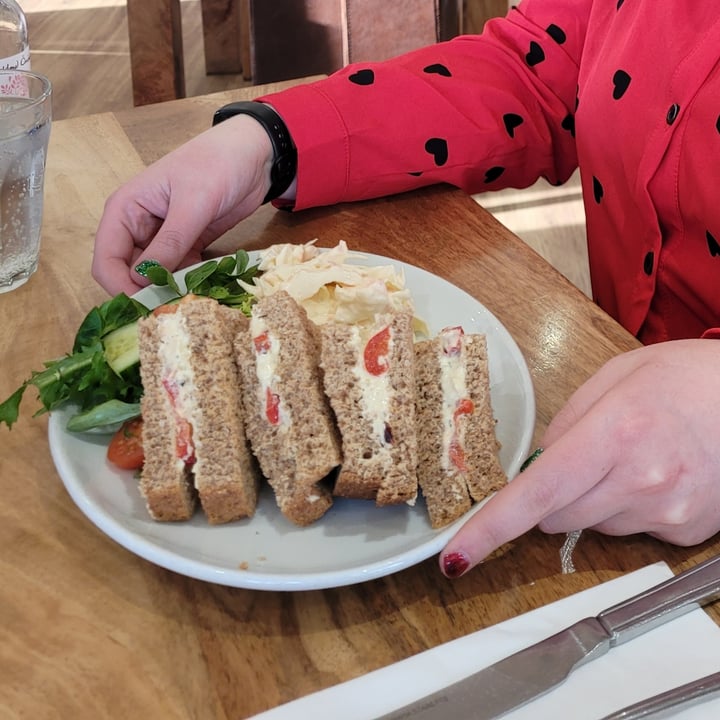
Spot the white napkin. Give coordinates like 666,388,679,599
251,562,720,719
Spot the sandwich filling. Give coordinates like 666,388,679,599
439,326,475,473
250,315,288,428
155,309,198,471
352,322,393,451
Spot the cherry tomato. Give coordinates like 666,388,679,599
107,417,145,470
364,326,391,376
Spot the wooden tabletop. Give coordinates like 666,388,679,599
2,80,719,719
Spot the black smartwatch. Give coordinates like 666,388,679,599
212,101,297,204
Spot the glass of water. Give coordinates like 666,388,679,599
0,69,51,293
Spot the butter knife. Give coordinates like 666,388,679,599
377,555,720,720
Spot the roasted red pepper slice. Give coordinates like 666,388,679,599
253,331,271,354
364,325,391,376
265,387,281,425
162,377,196,465
449,439,469,473
175,417,195,465
449,397,474,472
454,397,475,419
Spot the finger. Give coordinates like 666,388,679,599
537,479,628,534
440,408,616,575
542,349,645,447
130,194,218,283
93,211,147,296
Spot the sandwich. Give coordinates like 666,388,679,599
138,295,260,524
234,290,342,526
319,311,418,506
414,326,506,528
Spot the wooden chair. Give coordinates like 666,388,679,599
127,0,461,107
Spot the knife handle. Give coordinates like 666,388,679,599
598,555,720,646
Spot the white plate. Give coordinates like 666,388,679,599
49,252,535,591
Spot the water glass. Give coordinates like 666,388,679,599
0,69,51,293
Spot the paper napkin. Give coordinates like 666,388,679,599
251,562,720,719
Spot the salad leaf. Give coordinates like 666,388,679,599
65,400,142,433
0,294,150,430
1,253,261,432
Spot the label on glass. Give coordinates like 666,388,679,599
0,49,30,71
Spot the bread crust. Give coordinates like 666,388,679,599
415,333,506,528
183,301,259,524
320,312,418,506
235,291,341,526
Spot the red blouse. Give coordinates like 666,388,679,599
262,0,720,343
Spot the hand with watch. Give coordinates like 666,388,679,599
92,100,297,296
212,101,297,205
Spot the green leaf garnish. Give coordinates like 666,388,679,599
2,253,262,433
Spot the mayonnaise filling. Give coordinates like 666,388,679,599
350,324,392,454
439,332,469,472
157,311,199,473
250,314,289,428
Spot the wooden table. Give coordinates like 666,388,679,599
2,79,719,718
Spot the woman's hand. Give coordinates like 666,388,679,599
92,114,275,296
441,338,720,577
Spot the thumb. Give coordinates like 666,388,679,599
132,207,211,286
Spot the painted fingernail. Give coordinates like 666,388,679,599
135,259,161,277
442,551,470,578
520,446,544,473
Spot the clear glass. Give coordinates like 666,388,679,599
0,0,30,71
0,69,51,292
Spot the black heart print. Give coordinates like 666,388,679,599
546,24,566,44
593,176,604,203
425,138,448,166
707,231,720,257
503,113,524,138
408,171,423,177
716,115,720,134
526,41,545,67
561,114,575,137
612,70,631,100
349,69,375,86
643,251,654,275
484,166,505,183
423,63,452,77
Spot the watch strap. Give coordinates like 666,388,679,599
212,101,297,204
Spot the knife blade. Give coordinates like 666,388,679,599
376,555,720,720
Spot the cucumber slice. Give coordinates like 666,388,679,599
103,321,140,374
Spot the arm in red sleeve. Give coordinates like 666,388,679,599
259,0,593,211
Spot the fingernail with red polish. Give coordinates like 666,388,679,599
442,551,470,578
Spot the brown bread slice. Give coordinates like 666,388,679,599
138,297,260,524
415,329,506,528
138,313,196,522
319,312,418,506
234,290,341,526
